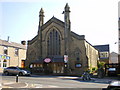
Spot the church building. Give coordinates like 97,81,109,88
26,3,99,75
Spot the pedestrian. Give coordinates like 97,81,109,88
98,67,105,78
30,64,33,74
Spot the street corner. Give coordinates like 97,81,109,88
2,82,28,88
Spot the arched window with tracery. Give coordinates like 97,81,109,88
47,29,61,56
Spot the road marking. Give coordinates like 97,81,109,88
34,84,43,88
23,83,28,88
2,82,15,85
47,85,59,88
33,84,59,88
57,76,78,79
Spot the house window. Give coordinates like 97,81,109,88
0,59,1,67
47,29,61,56
3,60,7,67
76,57,80,61
100,52,109,58
15,48,19,56
4,47,8,55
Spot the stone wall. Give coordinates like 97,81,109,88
85,41,98,69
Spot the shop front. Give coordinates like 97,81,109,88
30,56,64,75
0,55,10,70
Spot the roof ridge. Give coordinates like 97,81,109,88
0,39,26,49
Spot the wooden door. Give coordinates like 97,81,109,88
21,60,25,68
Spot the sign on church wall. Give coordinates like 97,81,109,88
64,55,68,63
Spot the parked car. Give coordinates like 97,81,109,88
108,68,117,76
3,66,31,76
107,81,120,90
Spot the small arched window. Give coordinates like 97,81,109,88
75,48,81,62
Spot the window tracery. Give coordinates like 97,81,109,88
47,29,61,56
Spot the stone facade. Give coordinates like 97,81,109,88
0,39,26,70
26,4,99,75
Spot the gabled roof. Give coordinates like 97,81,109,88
42,16,64,30
29,16,86,45
0,39,26,49
71,31,85,40
42,17,85,40
28,35,38,45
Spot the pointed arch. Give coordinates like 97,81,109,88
74,47,82,61
44,26,63,41
47,29,61,56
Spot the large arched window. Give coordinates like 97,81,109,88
47,29,61,56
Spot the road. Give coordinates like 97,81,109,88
1,74,109,88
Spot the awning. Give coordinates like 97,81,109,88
52,56,64,62
31,56,64,64
31,59,43,64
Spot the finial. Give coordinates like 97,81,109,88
39,8,44,16
65,3,69,8
40,8,44,13
65,3,70,12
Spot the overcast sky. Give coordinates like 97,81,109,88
0,0,119,53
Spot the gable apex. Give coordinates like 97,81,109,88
42,16,64,30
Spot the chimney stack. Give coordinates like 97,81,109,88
21,41,26,45
7,36,10,42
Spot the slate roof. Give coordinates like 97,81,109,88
94,44,109,52
0,39,26,49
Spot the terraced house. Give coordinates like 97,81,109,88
26,4,99,75
0,39,26,70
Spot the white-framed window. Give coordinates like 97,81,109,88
15,48,19,56
100,52,109,58
3,59,7,67
0,55,2,67
0,59,1,67
4,47,8,55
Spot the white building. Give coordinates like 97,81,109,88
109,52,118,63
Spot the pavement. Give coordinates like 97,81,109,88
1,82,28,88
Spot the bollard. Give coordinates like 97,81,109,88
16,74,19,82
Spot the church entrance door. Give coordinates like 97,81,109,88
43,62,52,74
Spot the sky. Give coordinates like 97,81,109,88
0,0,119,53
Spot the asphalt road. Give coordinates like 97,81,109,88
1,74,109,88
